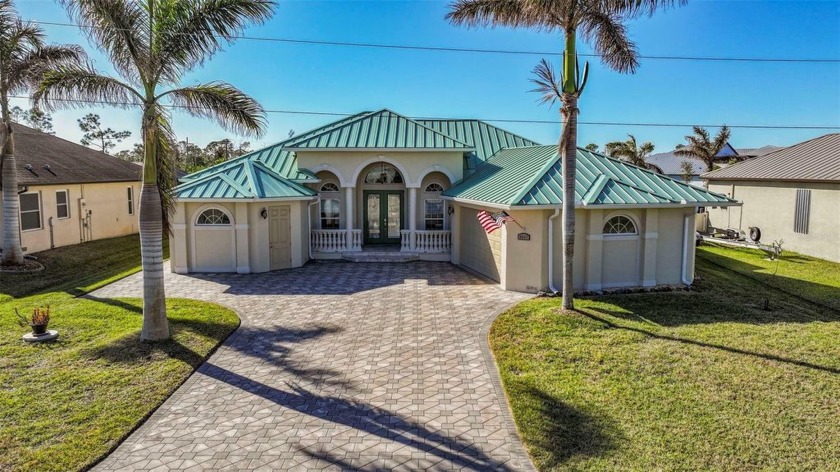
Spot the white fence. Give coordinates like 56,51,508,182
311,229,362,253
400,230,452,253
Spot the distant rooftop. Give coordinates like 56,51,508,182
646,143,782,176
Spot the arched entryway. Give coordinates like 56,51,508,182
358,162,405,245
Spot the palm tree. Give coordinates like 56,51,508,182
605,134,663,173
35,0,275,341
448,0,685,309
675,125,731,173
1,0,83,266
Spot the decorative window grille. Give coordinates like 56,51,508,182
196,208,231,225
603,215,637,235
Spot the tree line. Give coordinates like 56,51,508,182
12,106,251,172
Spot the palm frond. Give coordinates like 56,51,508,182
603,0,688,18
33,65,142,111
163,82,266,137
5,44,86,94
446,0,539,29
579,7,638,73
1,18,44,61
713,125,731,153
148,106,178,236
155,0,276,83
530,58,563,106
59,0,149,83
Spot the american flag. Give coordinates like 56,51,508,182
477,210,514,234
477,210,501,233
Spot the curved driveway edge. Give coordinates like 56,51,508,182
91,261,533,471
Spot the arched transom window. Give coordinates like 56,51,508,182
603,215,637,235
425,182,444,192
364,163,403,184
196,208,231,226
320,182,339,192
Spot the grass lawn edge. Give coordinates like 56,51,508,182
84,299,245,472
479,296,540,472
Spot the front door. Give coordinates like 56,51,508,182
269,205,292,270
364,191,403,244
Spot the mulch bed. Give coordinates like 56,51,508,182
0,259,45,273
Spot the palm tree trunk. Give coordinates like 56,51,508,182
559,93,578,310
1,93,24,266
139,106,169,341
559,31,578,310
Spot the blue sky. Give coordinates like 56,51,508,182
11,0,840,154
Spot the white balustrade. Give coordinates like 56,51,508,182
402,230,451,253
311,229,363,253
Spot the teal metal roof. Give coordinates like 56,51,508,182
443,145,736,207
416,119,540,164
176,159,316,200
284,109,472,150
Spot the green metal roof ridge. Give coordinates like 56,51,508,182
250,160,317,196
582,174,609,205
219,172,255,198
419,118,541,148
284,108,473,149
242,159,260,197
509,149,561,205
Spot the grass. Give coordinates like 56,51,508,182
0,235,239,472
491,246,840,471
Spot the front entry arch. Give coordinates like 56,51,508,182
358,162,406,245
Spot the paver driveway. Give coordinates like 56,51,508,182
91,261,533,471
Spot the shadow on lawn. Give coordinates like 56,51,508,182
580,309,840,375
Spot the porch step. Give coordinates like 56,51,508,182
342,251,420,263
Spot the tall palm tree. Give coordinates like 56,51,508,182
675,125,731,173
448,0,685,309
35,0,275,341
605,134,663,173
1,0,83,266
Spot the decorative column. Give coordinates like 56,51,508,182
408,187,417,251
585,209,604,290
642,209,659,287
171,202,189,274
234,202,250,274
345,186,354,250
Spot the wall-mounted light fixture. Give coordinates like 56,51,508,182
447,205,455,215
260,207,268,219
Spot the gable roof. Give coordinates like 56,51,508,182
176,159,316,200
10,123,140,186
283,109,472,150
704,133,840,183
443,145,736,208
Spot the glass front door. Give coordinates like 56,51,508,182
364,191,403,244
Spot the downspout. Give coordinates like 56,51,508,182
681,211,693,285
307,198,319,260
49,217,54,249
548,208,561,294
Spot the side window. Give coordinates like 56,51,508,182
127,187,134,215
603,215,637,235
56,190,70,219
320,198,340,229
196,208,231,225
20,192,42,231
424,182,446,230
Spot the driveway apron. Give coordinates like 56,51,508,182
90,261,533,471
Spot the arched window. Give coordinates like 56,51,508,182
423,182,446,231
603,215,637,235
364,163,403,184
320,182,339,192
196,208,231,226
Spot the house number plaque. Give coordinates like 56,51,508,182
517,233,531,241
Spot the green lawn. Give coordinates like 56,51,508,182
0,235,239,472
492,246,840,471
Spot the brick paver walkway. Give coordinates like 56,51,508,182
90,261,533,471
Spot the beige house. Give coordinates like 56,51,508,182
704,133,840,262
170,110,736,293
0,124,141,254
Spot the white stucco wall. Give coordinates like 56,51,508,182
707,181,840,262
0,181,140,254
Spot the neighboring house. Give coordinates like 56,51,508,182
0,124,141,254
170,109,736,293
704,133,840,262
647,143,781,185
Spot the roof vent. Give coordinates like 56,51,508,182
43,164,57,176
24,164,38,176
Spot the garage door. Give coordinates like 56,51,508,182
460,208,502,282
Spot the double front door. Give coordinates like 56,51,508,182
364,191,403,244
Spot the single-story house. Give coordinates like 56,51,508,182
170,109,736,293
0,124,141,254
647,143,780,186
704,133,840,262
